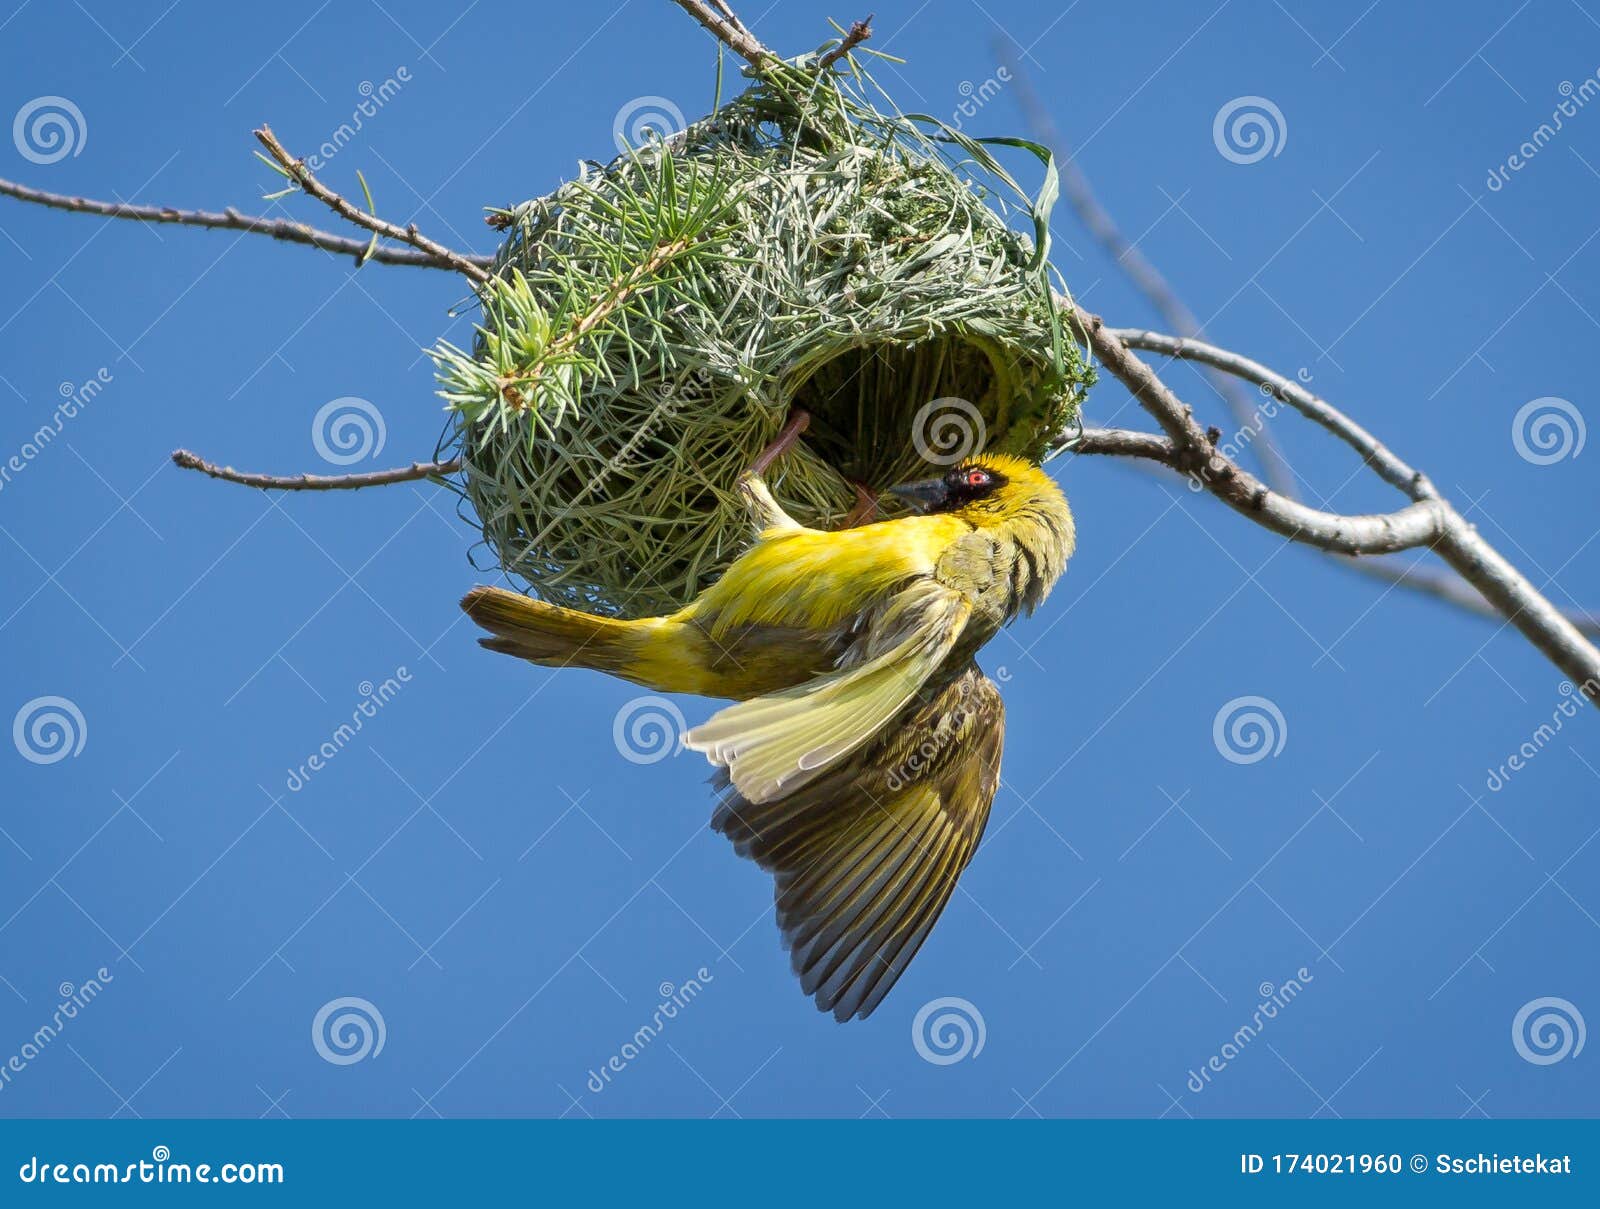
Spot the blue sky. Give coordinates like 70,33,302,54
1,0,1597,1119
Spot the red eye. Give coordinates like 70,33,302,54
965,469,989,487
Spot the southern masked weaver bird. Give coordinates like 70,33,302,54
461,415,1075,1021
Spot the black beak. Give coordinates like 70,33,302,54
886,476,950,513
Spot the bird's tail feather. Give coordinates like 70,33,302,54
461,586,653,678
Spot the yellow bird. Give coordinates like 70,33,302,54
461,443,1075,1021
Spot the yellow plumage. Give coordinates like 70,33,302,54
462,451,1074,1020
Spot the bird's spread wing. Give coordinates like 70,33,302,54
684,578,971,803
711,666,1004,1021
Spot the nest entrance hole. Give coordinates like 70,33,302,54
787,333,1007,492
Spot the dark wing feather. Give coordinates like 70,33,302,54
711,664,1004,1021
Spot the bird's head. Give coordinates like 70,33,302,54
887,453,1069,529
888,452,1075,616
888,452,1075,615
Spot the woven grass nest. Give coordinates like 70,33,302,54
430,54,1094,619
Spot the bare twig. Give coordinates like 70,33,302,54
1108,329,1600,641
171,449,461,490
1071,309,1600,691
1002,48,1297,498
1075,308,1445,554
253,124,491,285
818,14,874,71
1111,329,1431,497
1062,425,1179,465
0,175,493,271
670,0,772,70
1067,423,1600,638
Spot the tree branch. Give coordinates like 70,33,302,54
0,175,494,271
818,14,874,71
1066,424,1600,638
670,0,773,69
1110,329,1434,498
1071,311,1600,691
1073,307,1447,554
171,449,461,490
253,124,491,285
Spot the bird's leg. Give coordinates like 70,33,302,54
748,408,811,477
837,480,880,528
739,408,811,531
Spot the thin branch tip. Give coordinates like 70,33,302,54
172,449,461,491
0,175,490,271
818,14,874,70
